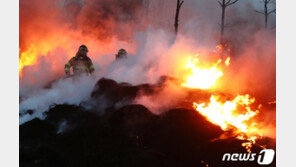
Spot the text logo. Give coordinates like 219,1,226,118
222,149,275,165
257,149,275,165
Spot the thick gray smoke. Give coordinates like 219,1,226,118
19,76,97,124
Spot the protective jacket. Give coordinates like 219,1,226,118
64,54,94,76
116,53,127,60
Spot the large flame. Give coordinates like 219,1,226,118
19,42,65,76
181,52,263,152
193,94,263,152
193,94,259,133
19,44,39,75
181,55,224,89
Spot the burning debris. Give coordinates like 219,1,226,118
20,78,275,166
193,94,262,152
174,47,266,153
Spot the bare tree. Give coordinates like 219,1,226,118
255,0,276,28
218,0,239,43
174,0,184,35
142,0,150,13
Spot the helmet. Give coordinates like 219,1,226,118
79,45,88,52
118,48,127,55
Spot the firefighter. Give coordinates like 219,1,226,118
64,45,95,77
116,48,128,60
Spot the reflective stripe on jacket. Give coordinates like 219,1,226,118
64,55,94,75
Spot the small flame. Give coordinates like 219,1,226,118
225,57,230,66
241,142,253,153
268,100,276,104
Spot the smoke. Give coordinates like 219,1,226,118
20,0,276,136
134,78,188,114
20,76,97,124
217,30,276,100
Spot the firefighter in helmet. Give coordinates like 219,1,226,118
64,45,95,77
116,48,128,60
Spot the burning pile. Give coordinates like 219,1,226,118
181,49,264,152
20,77,274,166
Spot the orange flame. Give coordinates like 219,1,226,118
225,57,230,66
182,55,224,89
193,94,262,152
19,43,58,76
181,52,264,152
193,95,259,132
19,44,39,74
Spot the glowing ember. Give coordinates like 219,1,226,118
182,56,223,89
268,100,276,104
193,94,262,152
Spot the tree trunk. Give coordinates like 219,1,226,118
264,0,268,28
220,0,226,43
174,0,182,35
